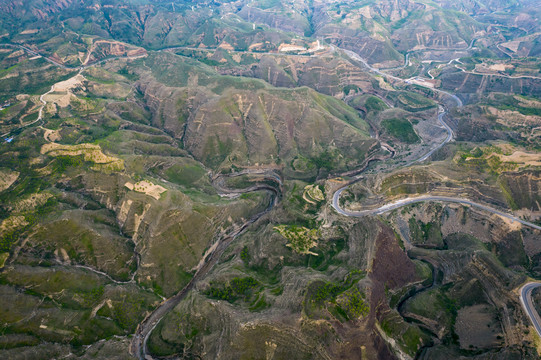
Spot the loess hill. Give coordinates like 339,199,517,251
0,0,541,360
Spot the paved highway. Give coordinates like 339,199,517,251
407,106,453,165
0,43,71,69
332,193,541,231
520,283,541,337
6,36,541,353
334,45,541,231
335,44,541,343
0,43,147,71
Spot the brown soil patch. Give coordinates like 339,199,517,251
125,180,166,200
0,216,28,236
499,151,541,167
218,42,234,51
6,50,24,59
41,143,124,172
83,39,147,65
0,168,19,192
278,44,306,52
20,29,38,35
13,193,53,213
248,42,263,51
43,128,61,142
455,304,502,350
515,96,541,109
370,225,417,291
43,73,86,108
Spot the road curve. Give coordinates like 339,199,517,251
0,44,146,140
520,283,541,337
332,193,541,231
0,43,147,71
7,37,541,354
334,48,541,231
407,106,453,165
334,46,541,230
335,45,541,344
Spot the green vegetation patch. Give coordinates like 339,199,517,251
0,252,8,268
408,218,443,248
393,91,436,112
343,84,361,95
96,288,158,333
0,193,57,254
364,95,389,112
337,287,369,318
304,270,367,321
380,310,431,357
486,93,541,116
204,276,261,303
454,144,539,175
309,281,343,305
303,184,325,204
351,95,389,114
381,118,420,144
0,264,159,347
402,287,457,339
274,225,319,255
164,163,207,187
40,143,124,173
29,217,135,281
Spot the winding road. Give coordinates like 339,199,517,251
407,105,453,165
332,46,540,229
0,42,284,357
129,36,541,359
333,193,541,231
0,44,147,140
4,36,541,355
333,45,541,341
333,45,540,230
134,43,541,355
1,82,55,139
0,43,71,69
520,283,541,337
0,43,147,71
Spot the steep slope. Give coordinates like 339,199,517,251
135,52,377,177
